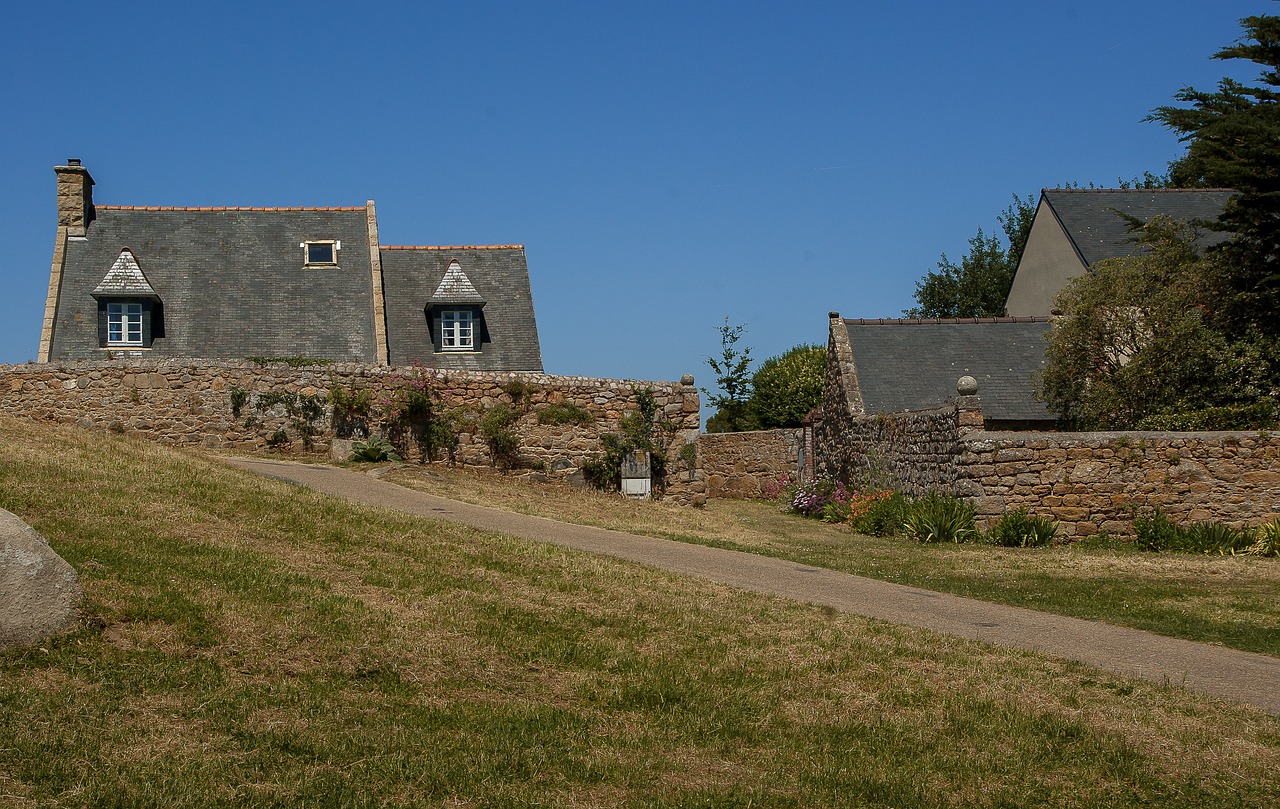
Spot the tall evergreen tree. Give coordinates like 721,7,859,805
1148,13,1280,335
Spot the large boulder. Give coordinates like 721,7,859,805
0,508,82,648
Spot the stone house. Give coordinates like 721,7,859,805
39,160,542,370
1004,188,1236,317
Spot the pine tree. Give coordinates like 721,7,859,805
1148,14,1280,335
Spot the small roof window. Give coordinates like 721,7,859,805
301,240,340,266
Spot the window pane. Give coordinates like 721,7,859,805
307,242,334,263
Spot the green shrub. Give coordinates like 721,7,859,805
1133,509,1185,551
847,492,910,537
582,387,672,491
901,492,977,544
985,508,1058,548
480,404,522,470
229,386,248,418
535,403,594,426
1183,522,1254,555
1133,510,1252,554
349,435,402,463
1247,518,1280,557
330,385,374,438
1136,401,1277,431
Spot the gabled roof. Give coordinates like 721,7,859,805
1042,188,1236,267
52,206,378,361
380,245,542,370
429,259,485,305
91,247,159,300
841,317,1053,422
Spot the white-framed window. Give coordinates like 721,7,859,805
107,302,143,345
301,240,340,266
441,309,474,350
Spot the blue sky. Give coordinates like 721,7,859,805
0,1,1266,389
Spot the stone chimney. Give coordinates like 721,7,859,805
54,158,94,236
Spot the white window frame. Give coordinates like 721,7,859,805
440,309,474,351
301,240,340,267
107,302,143,346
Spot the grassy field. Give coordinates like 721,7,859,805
1,417,1278,807
385,465,1280,657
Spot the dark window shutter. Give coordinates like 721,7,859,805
96,302,109,347
428,307,443,352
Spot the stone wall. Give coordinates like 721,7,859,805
697,428,805,499
813,394,1280,536
0,360,701,502
816,319,1280,534
958,430,1280,537
814,403,974,496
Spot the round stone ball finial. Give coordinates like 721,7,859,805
957,375,979,396
680,373,695,386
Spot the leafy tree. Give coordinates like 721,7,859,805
748,344,825,429
905,194,1035,318
1148,13,1280,336
1037,217,1277,429
703,318,757,432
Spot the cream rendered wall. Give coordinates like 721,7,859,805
1004,197,1088,316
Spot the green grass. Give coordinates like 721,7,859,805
3,416,1280,807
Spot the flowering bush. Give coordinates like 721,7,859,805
787,477,854,522
379,366,441,423
762,474,794,500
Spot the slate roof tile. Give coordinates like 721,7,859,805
91,248,159,299
1042,188,1236,266
842,318,1053,422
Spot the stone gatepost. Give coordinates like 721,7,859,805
956,376,984,433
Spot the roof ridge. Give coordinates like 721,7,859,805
96,205,367,212
382,244,524,251
1041,188,1236,194
843,317,1053,326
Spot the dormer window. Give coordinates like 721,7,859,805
302,240,340,267
92,248,164,350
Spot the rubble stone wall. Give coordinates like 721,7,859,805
0,360,702,502
814,404,966,497
697,429,805,499
957,430,1280,536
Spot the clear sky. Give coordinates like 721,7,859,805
0,1,1266,389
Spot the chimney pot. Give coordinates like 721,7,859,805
67,158,81,166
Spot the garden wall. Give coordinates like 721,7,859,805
0,360,702,502
813,396,1280,537
957,429,1280,537
696,428,806,499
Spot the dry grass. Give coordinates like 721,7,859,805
382,463,1280,656
1,417,1278,807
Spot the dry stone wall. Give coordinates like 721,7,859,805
697,429,804,499
814,404,969,496
0,360,701,502
813,394,1280,536
958,430,1280,537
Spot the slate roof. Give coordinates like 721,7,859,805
842,317,1053,422
1042,188,1236,267
430,260,486,304
91,248,159,299
51,206,378,361
381,246,542,370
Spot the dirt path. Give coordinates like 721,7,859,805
225,457,1280,715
